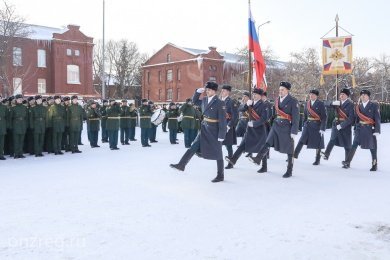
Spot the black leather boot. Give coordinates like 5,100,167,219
257,157,267,173
249,146,269,165
225,163,233,169
370,159,377,172
322,142,334,160
170,149,195,171
212,160,224,182
342,148,356,169
293,142,304,159
283,155,293,178
313,149,321,165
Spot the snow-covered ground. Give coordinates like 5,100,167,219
1,124,390,260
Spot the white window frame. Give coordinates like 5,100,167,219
166,69,173,82
167,89,173,101
13,47,22,66
66,49,72,56
37,49,46,68
75,50,80,56
67,65,80,84
13,77,22,95
37,78,46,94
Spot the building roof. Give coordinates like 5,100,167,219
179,45,243,63
26,24,67,40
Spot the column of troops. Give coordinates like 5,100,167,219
0,95,143,160
170,81,382,183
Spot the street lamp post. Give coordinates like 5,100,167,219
257,20,271,36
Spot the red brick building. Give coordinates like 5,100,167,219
142,43,245,102
0,24,97,98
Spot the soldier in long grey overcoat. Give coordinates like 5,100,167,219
322,87,355,162
248,81,300,178
342,89,381,171
293,89,327,165
225,88,270,171
170,81,227,183
220,85,238,165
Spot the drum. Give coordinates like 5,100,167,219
151,109,166,125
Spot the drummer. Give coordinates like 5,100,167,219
148,100,158,143
139,99,153,147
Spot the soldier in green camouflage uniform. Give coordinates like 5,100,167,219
67,95,84,153
100,99,109,143
0,96,8,160
44,96,54,153
30,95,47,157
25,96,36,155
9,94,28,158
120,99,131,145
166,102,180,144
139,99,153,147
48,95,66,155
86,101,101,148
180,98,196,148
62,96,71,152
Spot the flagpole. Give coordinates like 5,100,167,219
335,14,339,100
102,0,106,99
248,0,252,96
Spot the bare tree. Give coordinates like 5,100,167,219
285,48,321,101
372,54,390,101
0,0,30,96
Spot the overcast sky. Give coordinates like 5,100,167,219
8,0,390,61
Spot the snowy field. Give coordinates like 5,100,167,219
1,124,390,260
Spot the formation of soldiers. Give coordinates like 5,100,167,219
170,81,382,183
0,82,383,182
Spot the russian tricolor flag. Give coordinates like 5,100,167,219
248,4,267,90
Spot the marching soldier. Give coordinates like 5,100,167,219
262,91,273,159
129,103,138,141
106,99,121,150
0,96,8,160
166,102,180,144
249,81,300,178
68,95,84,153
30,95,47,157
220,85,239,167
120,99,131,145
235,92,250,138
10,94,28,159
225,88,271,171
170,81,227,183
179,98,196,148
139,99,153,147
86,101,101,148
100,99,109,143
342,89,381,171
293,89,327,165
48,95,66,155
322,88,355,162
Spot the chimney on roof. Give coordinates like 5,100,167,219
208,46,217,51
67,24,80,30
